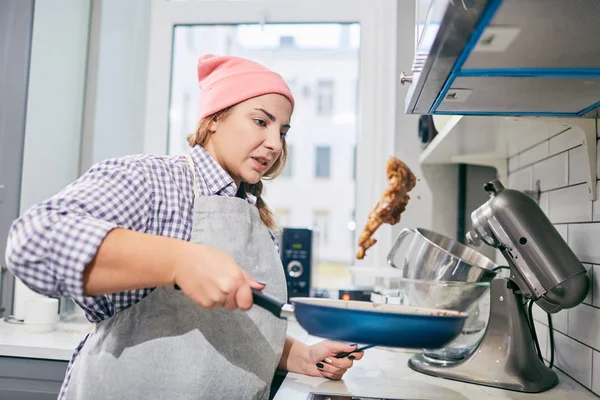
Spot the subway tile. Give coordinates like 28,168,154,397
532,303,548,325
555,224,568,242
583,264,593,306
507,125,551,157
507,167,532,192
538,192,549,216
534,321,549,360
569,145,588,185
554,330,593,389
568,303,600,351
552,309,569,335
548,184,592,224
550,128,582,156
593,350,600,395
533,153,568,191
519,141,549,167
568,223,600,264
593,266,600,308
508,156,519,172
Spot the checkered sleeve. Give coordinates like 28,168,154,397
5,157,153,305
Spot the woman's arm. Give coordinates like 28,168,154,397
278,336,364,380
278,336,310,374
5,159,154,304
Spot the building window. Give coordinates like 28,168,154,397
313,210,330,246
282,145,293,177
315,146,331,178
275,208,291,228
317,80,334,115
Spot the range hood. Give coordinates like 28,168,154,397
403,0,600,118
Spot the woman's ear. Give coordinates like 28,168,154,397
207,117,219,134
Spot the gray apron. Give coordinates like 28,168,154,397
65,155,288,400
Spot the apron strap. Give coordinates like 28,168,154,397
185,154,199,198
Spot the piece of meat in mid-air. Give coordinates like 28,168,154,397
356,156,417,260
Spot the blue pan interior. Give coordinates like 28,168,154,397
291,299,467,349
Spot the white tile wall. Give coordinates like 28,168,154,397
569,145,588,185
593,266,600,308
533,153,568,191
519,141,549,166
593,351,600,394
554,224,568,242
552,309,569,335
568,223,600,264
506,127,600,395
508,155,519,172
548,184,592,223
554,331,593,388
568,304,600,350
549,128,582,156
583,264,593,306
507,167,532,192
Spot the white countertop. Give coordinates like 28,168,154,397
275,322,599,400
0,318,597,399
0,319,92,361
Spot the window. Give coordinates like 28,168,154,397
274,208,291,228
315,146,331,178
313,210,329,247
146,0,398,290
317,80,334,115
281,145,293,177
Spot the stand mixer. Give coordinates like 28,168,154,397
408,179,589,392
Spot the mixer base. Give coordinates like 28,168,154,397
408,278,558,393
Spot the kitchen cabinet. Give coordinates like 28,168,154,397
404,0,600,117
0,356,68,400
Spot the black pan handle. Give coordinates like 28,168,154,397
174,285,286,318
252,289,286,318
334,344,376,359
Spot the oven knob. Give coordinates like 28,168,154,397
287,261,303,278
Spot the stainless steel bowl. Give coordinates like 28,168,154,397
387,228,497,283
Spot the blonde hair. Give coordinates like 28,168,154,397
186,107,287,230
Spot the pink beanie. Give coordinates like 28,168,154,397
197,54,295,120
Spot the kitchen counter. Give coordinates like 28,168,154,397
0,318,597,399
276,322,599,400
0,319,92,360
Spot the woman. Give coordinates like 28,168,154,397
5,54,363,399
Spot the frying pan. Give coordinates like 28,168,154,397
252,290,468,349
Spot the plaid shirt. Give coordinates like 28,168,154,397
5,145,277,399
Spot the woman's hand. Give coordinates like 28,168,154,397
172,243,264,311
303,341,365,380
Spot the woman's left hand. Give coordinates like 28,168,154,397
303,341,365,380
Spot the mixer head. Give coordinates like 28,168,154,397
466,180,589,313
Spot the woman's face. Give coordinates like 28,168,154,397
204,94,292,187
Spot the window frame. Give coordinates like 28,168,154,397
143,0,399,267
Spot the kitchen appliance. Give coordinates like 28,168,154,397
417,115,438,148
252,289,468,349
373,277,491,363
408,180,589,392
280,228,312,300
387,227,497,283
402,0,600,117
338,287,373,302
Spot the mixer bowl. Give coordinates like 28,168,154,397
377,277,491,364
387,228,498,283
